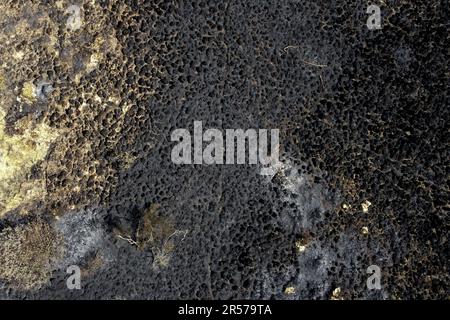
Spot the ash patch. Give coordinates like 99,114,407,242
54,209,112,268
260,159,391,299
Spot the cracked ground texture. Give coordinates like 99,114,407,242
0,0,448,299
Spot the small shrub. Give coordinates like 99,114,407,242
135,204,187,270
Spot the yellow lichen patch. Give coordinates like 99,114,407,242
21,82,37,102
284,286,296,295
0,220,63,290
0,109,59,216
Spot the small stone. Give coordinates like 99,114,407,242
331,287,342,300
361,200,372,213
36,81,54,100
295,240,307,252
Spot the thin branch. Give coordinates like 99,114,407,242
300,59,328,68
117,234,138,246
283,45,300,53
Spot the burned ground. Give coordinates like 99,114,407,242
0,0,448,299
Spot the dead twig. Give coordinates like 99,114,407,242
117,234,138,246
300,59,328,68
282,46,328,68
283,45,300,53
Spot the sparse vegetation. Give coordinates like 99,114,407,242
80,252,105,278
116,204,188,270
0,220,62,290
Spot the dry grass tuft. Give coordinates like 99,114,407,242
0,220,62,290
